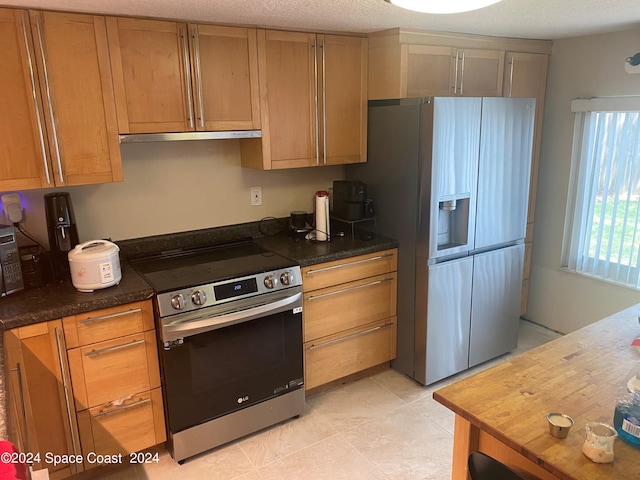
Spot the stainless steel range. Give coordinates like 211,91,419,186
130,239,304,463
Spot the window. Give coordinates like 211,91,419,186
563,97,640,289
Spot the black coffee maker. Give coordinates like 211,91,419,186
45,192,79,282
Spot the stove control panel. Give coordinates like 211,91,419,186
157,266,301,318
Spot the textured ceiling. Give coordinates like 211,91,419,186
6,0,640,40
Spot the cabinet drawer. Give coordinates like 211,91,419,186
77,388,166,461
304,317,397,390
301,249,397,292
63,300,155,348
304,273,397,342
68,330,160,411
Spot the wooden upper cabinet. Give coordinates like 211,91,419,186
454,48,504,97
0,9,121,190
240,30,367,170
30,10,122,186
0,9,51,191
405,45,455,97
403,45,504,97
189,24,260,131
107,17,192,133
245,29,317,169
107,17,260,134
322,34,368,166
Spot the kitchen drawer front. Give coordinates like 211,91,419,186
303,272,397,342
301,249,397,292
68,330,161,411
63,300,155,348
77,388,166,463
304,317,397,390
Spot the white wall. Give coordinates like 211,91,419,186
527,28,640,333
8,140,344,245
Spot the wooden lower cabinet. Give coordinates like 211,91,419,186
5,320,83,479
305,317,397,390
76,388,165,457
63,300,166,471
302,249,398,391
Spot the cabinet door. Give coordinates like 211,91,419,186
255,29,317,169
504,53,548,226
30,10,122,186
321,34,367,165
456,48,504,97
107,17,193,134
0,8,52,190
190,24,260,131
405,44,455,97
5,321,82,476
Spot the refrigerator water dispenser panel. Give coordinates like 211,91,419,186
437,196,470,252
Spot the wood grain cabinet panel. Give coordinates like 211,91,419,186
305,318,397,391
304,272,397,342
0,8,122,190
301,249,397,292
5,320,83,478
77,389,165,457
62,299,166,471
302,249,398,392
503,51,548,315
107,17,260,134
240,30,367,169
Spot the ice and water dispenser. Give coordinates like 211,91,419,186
436,195,470,252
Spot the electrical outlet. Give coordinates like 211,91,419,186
250,186,262,206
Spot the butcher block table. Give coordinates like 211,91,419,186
434,303,640,480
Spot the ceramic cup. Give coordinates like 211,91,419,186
582,422,617,463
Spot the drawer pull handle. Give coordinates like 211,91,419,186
309,322,393,351
305,253,394,275
21,14,51,185
80,308,142,324
84,338,145,357
306,277,394,301
93,398,151,418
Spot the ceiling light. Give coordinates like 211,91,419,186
386,0,502,14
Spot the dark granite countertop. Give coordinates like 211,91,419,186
254,232,398,267
0,219,397,443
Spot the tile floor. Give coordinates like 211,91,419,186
85,319,562,480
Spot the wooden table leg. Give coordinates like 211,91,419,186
451,415,479,480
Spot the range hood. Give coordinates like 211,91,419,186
119,130,261,143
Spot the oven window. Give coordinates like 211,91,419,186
161,308,303,433
189,316,284,394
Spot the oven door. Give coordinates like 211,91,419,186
159,288,303,433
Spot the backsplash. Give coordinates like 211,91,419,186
5,140,344,248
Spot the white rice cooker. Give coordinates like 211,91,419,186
68,240,122,292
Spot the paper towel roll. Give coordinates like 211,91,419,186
315,191,330,242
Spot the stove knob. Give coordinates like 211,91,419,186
280,271,293,285
264,275,278,289
171,294,186,310
191,290,207,306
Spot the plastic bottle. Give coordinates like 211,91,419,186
613,367,640,448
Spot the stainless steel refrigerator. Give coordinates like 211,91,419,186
347,97,535,385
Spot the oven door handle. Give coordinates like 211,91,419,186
163,291,302,340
